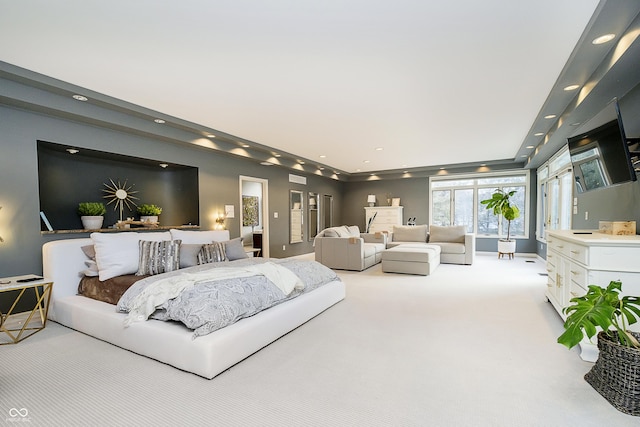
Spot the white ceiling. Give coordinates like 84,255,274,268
0,0,601,173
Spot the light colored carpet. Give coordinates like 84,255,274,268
1,254,637,426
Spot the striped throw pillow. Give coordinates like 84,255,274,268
136,239,181,276
197,242,227,264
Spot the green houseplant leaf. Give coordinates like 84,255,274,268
558,280,640,350
137,204,162,215
480,189,521,241
77,202,106,216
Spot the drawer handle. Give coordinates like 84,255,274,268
570,270,579,275
547,254,553,258
570,292,579,297
546,269,552,273
570,250,579,254
557,245,564,249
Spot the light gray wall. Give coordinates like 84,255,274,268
343,168,539,254
535,83,640,259
0,105,342,276
570,85,640,231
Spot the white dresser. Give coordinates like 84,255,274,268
546,229,640,361
365,206,403,233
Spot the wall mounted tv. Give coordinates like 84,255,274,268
568,99,638,193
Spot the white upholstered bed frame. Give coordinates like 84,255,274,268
42,237,346,379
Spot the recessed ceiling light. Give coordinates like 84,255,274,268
319,155,326,158
526,145,535,149
298,161,305,164
563,84,580,91
439,167,445,170
66,148,79,154
274,153,281,158
206,134,215,138
241,143,250,148
72,94,88,102
520,154,528,158
159,163,169,168
534,132,544,136
544,114,556,119
375,147,383,151
260,161,273,166
480,164,486,167
154,119,165,124
319,167,325,170
592,34,615,45
403,170,408,173
335,172,340,175
363,160,370,163
356,169,361,172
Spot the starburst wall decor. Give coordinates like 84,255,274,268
103,178,139,222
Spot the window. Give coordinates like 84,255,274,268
536,146,573,241
429,170,530,239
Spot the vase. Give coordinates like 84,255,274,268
140,215,158,224
498,239,516,257
81,216,104,230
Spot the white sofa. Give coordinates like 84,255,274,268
388,225,475,265
314,225,387,271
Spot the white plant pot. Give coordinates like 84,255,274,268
140,215,158,223
498,239,516,254
81,216,104,230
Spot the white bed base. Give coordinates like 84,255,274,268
42,238,345,379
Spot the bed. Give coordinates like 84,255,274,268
42,231,346,379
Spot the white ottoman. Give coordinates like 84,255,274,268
381,244,441,275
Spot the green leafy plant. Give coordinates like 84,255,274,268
77,202,106,216
558,280,640,349
137,204,162,216
480,189,520,241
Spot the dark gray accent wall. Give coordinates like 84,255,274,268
37,141,200,230
0,105,342,276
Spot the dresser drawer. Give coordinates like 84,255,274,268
568,263,587,290
569,279,587,300
568,243,588,265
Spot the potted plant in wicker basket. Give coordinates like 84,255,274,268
558,280,640,416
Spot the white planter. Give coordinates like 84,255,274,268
498,239,516,254
140,215,159,224
81,216,104,230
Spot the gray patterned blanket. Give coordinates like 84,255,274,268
116,258,340,338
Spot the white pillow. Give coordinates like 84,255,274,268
138,231,171,242
169,229,230,244
91,232,141,281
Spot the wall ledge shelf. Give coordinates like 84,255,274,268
42,225,201,235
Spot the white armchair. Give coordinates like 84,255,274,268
314,226,387,271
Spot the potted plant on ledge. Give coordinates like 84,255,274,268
480,189,520,257
558,280,640,416
78,202,106,230
137,203,162,224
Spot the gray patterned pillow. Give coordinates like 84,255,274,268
136,239,181,276
197,242,227,264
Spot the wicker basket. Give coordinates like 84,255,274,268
584,331,640,416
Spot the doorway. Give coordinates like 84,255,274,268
239,176,269,258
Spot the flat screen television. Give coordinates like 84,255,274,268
568,99,637,193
